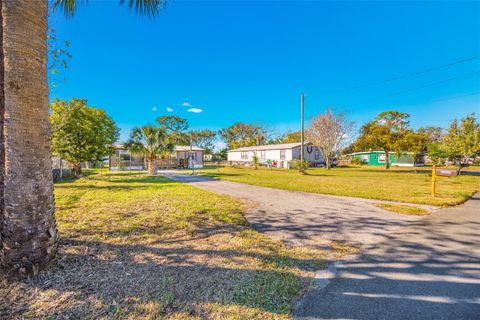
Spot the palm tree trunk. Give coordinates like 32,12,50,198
0,0,57,278
147,158,157,176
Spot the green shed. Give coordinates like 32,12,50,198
350,151,425,167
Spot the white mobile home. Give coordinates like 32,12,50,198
227,142,325,168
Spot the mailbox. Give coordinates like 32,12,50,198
435,169,458,177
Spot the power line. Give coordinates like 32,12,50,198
329,54,480,92
357,70,480,105
432,91,480,102
387,70,480,96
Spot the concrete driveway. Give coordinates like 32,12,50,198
294,194,480,320
160,171,436,248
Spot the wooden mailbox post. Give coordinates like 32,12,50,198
431,165,458,198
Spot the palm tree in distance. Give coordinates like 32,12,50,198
125,125,174,176
0,0,166,278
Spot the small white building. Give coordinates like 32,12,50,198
227,142,325,168
109,145,204,170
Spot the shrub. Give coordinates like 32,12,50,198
351,158,363,165
290,159,309,171
252,155,259,170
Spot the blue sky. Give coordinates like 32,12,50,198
49,1,480,144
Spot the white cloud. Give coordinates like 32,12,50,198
187,108,203,113
166,107,174,112
152,107,157,112
182,102,192,107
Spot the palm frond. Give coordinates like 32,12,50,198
52,0,83,18
120,0,168,18
125,125,171,159
53,0,167,18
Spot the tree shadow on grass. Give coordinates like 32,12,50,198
0,231,320,319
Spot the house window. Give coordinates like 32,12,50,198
280,150,286,160
241,152,249,160
314,148,320,160
190,152,196,161
260,150,266,159
361,154,369,162
378,154,385,162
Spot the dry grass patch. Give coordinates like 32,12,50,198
0,170,346,319
375,203,431,216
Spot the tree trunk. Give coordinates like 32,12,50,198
385,151,390,169
0,0,57,278
72,163,82,177
147,158,157,176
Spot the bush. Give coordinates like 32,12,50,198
252,155,259,170
351,158,363,165
290,159,309,170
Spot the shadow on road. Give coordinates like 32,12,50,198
295,201,480,320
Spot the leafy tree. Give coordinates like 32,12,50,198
219,122,270,149
427,143,448,165
50,98,119,176
394,129,430,169
414,126,445,165
353,111,412,169
306,110,354,169
157,115,189,145
267,131,301,144
125,125,173,176
418,126,444,144
442,113,480,172
217,148,228,161
188,129,217,154
267,134,286,145
284,131,302,143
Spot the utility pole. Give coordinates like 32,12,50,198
300,93,305,163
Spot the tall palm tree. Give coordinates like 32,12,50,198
0,0,166,278
125,125,173,176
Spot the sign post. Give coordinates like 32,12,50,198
300,93,305,163
431,165,436,198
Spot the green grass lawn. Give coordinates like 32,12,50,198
197,166,480,206
374,203,431,216
1,170,352,320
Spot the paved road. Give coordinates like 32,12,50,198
161,171,480,319
295,194,480,319
160,171,436,248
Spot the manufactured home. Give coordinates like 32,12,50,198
227,142,325,168
350,151,425,167
109,144,204,170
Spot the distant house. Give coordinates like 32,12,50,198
109,144,204,170
227,142,325,168
350,151,425,167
